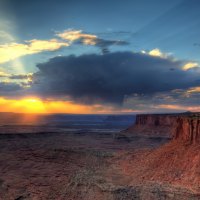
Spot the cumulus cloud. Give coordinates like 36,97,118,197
0,29,129,64
141,48,171,59
182,62,199,71
57,30,97,42
57,29,129,53
0,39,69,64
31,51,200,105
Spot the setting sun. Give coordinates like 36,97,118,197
25,98,38,103
0,97,136,114
13,98,46,113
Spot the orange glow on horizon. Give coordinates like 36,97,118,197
155,104,200,112
0,97,199,114
0,97,93,114
0,97,136,114
13,98,47,113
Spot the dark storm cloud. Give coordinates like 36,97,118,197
94,38,129,54
0,82,22,93
32,52,200,105
76,37,129,54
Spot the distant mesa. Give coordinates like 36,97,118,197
124,112,200,144
124,113,178,137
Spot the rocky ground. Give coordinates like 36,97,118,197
0,130,199,200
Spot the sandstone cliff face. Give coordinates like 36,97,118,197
173,116,200,144
135,114,175,126
125,114,178,137
125,113,200,139
118,112,200,196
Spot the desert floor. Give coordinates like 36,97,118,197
0,131,199,200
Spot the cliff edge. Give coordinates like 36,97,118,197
118,112,200,194
124,113,179,137
173,114,200,144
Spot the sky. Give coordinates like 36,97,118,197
1,0,200,114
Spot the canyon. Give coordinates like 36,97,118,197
0,112,200,199
118,112,200,199
173,114,200,143
124,113,177,137
125,112,200,143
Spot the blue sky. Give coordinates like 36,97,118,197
1,0,200,113
2,0,200,70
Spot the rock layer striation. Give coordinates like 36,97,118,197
125,113,179,137
173,114,200,144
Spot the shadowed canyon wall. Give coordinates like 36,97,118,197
125,112,200,141
173,115,200,144
125,113,179,137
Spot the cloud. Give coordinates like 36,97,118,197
9,73,33,80
0,96,138,114
31,51,200,105
57,30,97,42
0,70,33,91
0,39,69,64
0,81,22,93
87,38,129,54
182,62,199,71
0,70,33,82
141,51,200,71
57,29,129,53
186,86,200,94
141,48,170,59
0,71,10,77
0,29,129,64
124,86,200,112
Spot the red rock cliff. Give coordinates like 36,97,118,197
125,112,200,143
173,116,200,144
125,114,178,136
135,114,175,126
120,112,200,194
